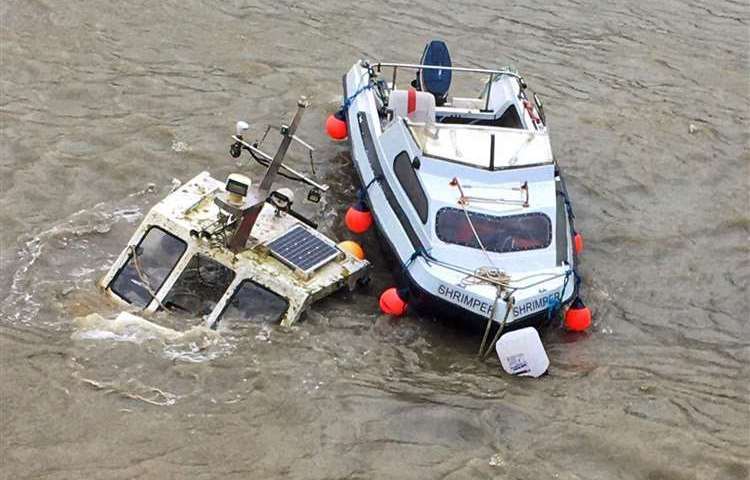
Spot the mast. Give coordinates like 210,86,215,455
220,97,309,252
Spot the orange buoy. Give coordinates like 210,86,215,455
345,200,373,234
574,231,584,255
379,287,407,316
325,110,348,141
337,240,365,260
564,297,591,332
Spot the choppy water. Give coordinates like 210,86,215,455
1,1,748,478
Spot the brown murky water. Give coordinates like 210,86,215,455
1,1,748,478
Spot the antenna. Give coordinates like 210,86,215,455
259,97,308,191
216,97,311,252
235,121,250,137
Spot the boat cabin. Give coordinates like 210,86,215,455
99,172,370,328
100,99,370,328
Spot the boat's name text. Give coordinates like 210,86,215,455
437,284,492,314
513,292,561,317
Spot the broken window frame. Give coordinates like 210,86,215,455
217,279,290,326
108,226,188,308
161,253,237,318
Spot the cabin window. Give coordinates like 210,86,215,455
109,227,187,307
162,254,236,316
393,151,429,223
435,208,551,253
220,280,289,324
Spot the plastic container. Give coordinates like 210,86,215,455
495,327,549,378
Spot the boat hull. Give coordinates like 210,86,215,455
341,68,578,330
369,211,575,332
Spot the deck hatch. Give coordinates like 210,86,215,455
267,225,339,274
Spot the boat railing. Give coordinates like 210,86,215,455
372,61,522,112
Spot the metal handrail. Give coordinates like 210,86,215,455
371,61,522,112
374,62,520,77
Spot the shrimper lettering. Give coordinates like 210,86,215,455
437,284,492,314
513,292,561,317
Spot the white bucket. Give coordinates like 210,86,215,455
495,327,549,378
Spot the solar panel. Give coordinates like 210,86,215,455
267,225,340,275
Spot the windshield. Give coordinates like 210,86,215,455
410,124,552,170
109,227,187,307
162,254,236,317
435,208,551,253
220,280,288,324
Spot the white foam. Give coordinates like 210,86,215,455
72,312,230,362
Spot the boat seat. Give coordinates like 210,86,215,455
434,75,526,128
417,40,452,106
389,88,435,124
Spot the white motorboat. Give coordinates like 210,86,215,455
332,41,591,359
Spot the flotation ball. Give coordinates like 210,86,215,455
337,240,365,260
574,231,584,255
564,297,591,332
326,110,348,141
345,201,373,234
379,287,407,316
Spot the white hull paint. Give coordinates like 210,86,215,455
342,59,579,326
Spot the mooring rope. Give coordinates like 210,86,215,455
478,289,505,357
340,74,375,112
480,295,515,361
457,198,496,268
